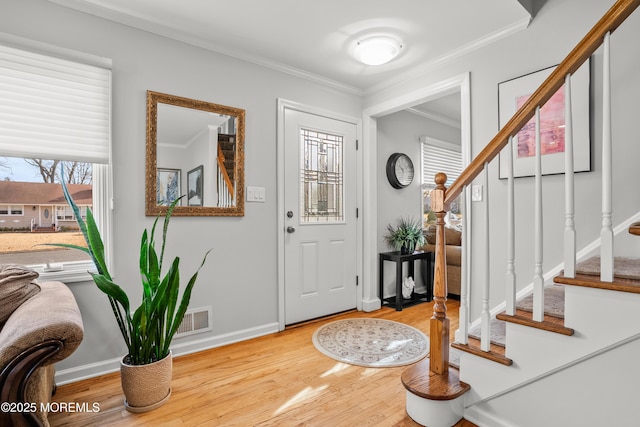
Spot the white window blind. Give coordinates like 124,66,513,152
0,44,111,163
422,141,462,188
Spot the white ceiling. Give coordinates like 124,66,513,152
47,0,532,96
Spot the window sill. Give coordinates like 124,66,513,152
31,260,96,283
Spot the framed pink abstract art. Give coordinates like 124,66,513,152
498,61,591,178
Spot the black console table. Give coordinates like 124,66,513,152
379,250,433,311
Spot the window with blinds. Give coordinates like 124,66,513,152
0,37,112,282
421,141,462,188
421,138,462,227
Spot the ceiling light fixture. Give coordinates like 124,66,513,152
354,36,403,66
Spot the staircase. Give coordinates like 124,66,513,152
31,225,56,233
218,134,236,183
217,133,236,206
401,1,640,426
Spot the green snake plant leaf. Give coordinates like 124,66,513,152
149,258,180,358
164,249,211,355
140,229,160,302
158,197,181,271
43,243,90,254
84,208,110,280
160,258,180,328
60,175,90,246
89,272,131,315
58,177,108,278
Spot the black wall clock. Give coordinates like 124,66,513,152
386,153,414,189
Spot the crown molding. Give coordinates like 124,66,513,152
47,0,529,98
406,107,460,129
46,0,365,96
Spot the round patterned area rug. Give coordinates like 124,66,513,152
312,318,429,368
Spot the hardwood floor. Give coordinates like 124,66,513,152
49,300,477,426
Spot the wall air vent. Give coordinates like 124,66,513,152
175,306,212,338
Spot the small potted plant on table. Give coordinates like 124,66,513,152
384,217,425,255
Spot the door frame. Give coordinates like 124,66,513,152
276,99,363,331
361,72,472,314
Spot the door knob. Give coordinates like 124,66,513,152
287,226,296,233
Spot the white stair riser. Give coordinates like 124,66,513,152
468,338,640,427
405,391,465,427
564,286,640,340
460,285,640,405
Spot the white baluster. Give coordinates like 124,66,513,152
564,73,576,278
601,31,614,282
218,169,226,207
218,170,222,206
481,162,491,352
217,168,234,207
455,184,470,344
533,106,545,322
506,136,516,315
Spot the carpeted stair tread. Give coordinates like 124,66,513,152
556,256,640,293
574,256,640,280
466,285,566,347
467,318,507,347
513,284,565,318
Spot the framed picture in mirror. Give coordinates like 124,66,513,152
157,168,181,206
188,165,204,206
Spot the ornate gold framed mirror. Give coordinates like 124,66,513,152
145,91,245,216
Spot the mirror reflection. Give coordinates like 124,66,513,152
146,91,245,216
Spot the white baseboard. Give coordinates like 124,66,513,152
464,406,511,427
54,322,280,385
362,297,382,312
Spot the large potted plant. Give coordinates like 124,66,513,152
384,216,426,255
54,181,210,412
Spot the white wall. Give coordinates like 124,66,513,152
0,0,362,380
366,0,640,319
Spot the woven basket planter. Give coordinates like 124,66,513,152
120,351,172,412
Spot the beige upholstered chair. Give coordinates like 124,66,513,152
419,225,463,297
0,265,84,427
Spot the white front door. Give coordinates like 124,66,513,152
40,206,53,228
283,108,358,325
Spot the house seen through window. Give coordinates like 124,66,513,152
0,156,92,267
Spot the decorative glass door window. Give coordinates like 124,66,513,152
300,128,344,223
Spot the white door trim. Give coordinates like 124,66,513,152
361,72,472,312
276,99,363,331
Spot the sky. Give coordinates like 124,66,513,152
1,156,45,182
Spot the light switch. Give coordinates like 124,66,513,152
246,186,266,202
472,185,483,202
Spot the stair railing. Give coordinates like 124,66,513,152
217,144,235,207
428,0,640,375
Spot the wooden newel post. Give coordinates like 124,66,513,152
430,172,449,374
